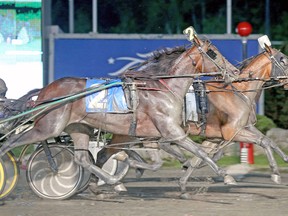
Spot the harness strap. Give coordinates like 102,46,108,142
128,82,138,136
74,149,90,152
159,79,182,101
137,87,169,91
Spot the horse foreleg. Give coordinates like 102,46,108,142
179,141,221,193
123,149,163,171
124,150,146,177
248,125,288,162
108,134,146,177
232,126,281,184
158,142,187,163
95,147,119,167
121,143,185,174
175,137,236,186
179,157,203,194
256,138,281,184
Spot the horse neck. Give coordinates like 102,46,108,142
164,50,199,99
235,55,271,101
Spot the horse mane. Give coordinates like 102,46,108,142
122,46,187,78
236,51,265,71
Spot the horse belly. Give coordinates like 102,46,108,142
82,112,161,137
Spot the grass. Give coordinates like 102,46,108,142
11,145,36,158
162,158,183,168
162,153,288,169
217,153,288,167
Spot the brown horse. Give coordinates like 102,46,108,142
178,40,288,192
0,31,239,190
96,36,288,192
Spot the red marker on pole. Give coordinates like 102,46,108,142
236,21,253,60
236,21,254,164
236,21,253,37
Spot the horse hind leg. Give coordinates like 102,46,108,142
70,133,129,186
1,104,73,156
0,125,59,157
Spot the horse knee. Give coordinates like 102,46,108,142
257,136,269,148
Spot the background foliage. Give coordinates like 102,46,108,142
51,0,288,129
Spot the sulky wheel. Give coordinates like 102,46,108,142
0,157,7,199
26,145,83,200
0,151,19,199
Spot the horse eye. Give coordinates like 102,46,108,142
280,56,288,65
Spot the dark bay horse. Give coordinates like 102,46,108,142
96,36,288,192
0,32,240,189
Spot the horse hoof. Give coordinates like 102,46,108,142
114,183,127,192
180,192,192,199
224,175,237,185
88,183,99,194
113,151,128,161
205,176,215,183
271,174,281,184
135,168,144,178
181,160,190,170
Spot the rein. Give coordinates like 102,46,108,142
202,78,288,93
125,72,223,80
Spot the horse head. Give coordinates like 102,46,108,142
240,35,288,89
268,48,288,89
260,35,288,89
183,26,240,82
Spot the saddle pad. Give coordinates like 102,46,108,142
86,79,129,113
184,85,198,122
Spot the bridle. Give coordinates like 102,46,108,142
267,49,288,78
190,40,239,82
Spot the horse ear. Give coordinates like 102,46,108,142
264,44,273,54
258,35,272,53
183,26,203,46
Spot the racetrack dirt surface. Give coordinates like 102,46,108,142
1,165,288,216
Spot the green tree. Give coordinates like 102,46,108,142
75,4,91,33
271,12,288,40
52,0,68,32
